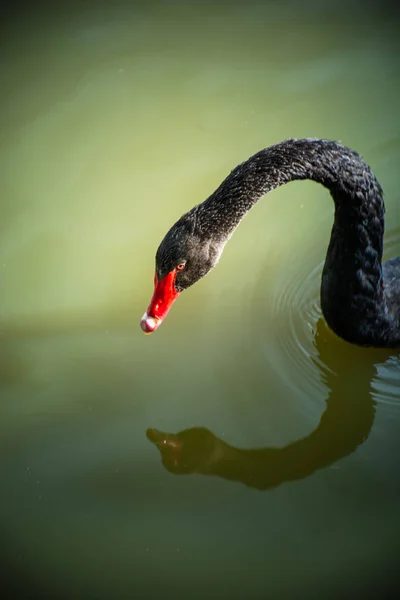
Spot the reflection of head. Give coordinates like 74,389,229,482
146,427,220,474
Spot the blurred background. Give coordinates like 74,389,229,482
0,0,399,598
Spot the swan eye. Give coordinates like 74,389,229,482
176,263,185,271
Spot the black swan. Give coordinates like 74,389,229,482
140,139,400,347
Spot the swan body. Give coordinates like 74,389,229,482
141,139,400,347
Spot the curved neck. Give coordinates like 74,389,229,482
199,138,384,244
197,138,389,345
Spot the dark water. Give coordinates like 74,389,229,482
1,1,400,598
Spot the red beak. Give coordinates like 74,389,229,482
140,270,180,333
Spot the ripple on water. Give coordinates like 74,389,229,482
249,228,400,416
374,355,400,408
378,227,400,408
262,256,327,410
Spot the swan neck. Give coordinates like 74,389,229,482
197,139,384,242
196,138,393,345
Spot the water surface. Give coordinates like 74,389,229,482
1,1,400,598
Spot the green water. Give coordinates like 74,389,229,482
1,1,400,598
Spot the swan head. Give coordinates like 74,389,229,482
140,210,225,334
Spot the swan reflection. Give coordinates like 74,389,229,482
147,320,393,490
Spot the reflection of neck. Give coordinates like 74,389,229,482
206,389,376,490
148,324,381,491
205,443,282,490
